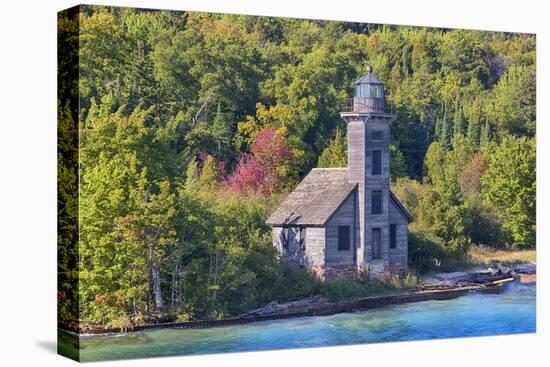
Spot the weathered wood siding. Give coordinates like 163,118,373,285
305,227,326,267
347,120,366,267
325,190,357,269
272,226,325,267
363,117,391,269
388,198,409,270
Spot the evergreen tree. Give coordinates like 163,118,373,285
390,144,408,180
438,112,452,150
434,117,442,142
212,102,233,154
466,118,479,148
480,117,492,147
317,127,348,168
184,159,200,192
199,155,222,193
453,97,464,137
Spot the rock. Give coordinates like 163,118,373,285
434,272,468,282
512,263,536,274
478,267,495,275
241,296,327,318
493,264,512,274
517,273,536,283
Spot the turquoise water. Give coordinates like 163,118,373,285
59,282,536,362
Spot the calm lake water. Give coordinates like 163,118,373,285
59,281,536,362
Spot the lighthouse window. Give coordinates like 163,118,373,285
372,150,382,175
371,84,383,98
390,224,397,249
356,84,370,97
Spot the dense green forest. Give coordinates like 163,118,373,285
58,6,535,327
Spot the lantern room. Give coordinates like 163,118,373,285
351,66,386,113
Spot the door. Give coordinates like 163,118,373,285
372,227,381,260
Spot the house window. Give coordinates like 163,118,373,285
390,224,397,249
372,150,382,175
338,225,350,251
372,130,383,140
371,190,382,214
372,227,381,260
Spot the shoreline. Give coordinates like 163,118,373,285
59,263,535,337
59,282,515,337
58,279,537,363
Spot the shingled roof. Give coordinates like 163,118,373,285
265,168,357,226
355,72,384,85
266,167,413,226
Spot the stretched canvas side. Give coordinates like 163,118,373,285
57,5,81,362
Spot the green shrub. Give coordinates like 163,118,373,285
175,312,192,322
107,314,131,330
321,276,369,302
408,229,448,273
263,260,322,303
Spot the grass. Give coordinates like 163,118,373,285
440,245,536,272
412,245,536,274
321,272,421,303
467,245,536,266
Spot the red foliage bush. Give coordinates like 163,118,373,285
224,128,292,196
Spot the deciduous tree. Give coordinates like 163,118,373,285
482,136,536,247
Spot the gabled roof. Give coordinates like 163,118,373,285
266,167,414,227
355,72,384,85
265,168,357,226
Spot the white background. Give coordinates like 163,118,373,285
0,0,548,366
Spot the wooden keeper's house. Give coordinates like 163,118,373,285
266,67,412,279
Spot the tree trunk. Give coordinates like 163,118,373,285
151,259,164,311
170,258,180,310
130,274,137,315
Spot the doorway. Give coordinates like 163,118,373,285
372,227,381,260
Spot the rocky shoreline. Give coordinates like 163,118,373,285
424,263,536,286
241,263,535,318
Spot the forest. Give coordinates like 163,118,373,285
58,6,536,328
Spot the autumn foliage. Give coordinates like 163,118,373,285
224,128,293,196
